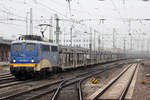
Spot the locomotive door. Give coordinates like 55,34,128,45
51,46,59,66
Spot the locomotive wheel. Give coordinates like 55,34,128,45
42,69,48,79
15,74,26,80
14,74,21,80
34,72,41,80
34,69,48,80
52,67,57,74
58,67,62,72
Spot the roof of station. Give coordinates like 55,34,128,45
0,39,12,45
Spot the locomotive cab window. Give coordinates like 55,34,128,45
13,43,22,51
26,43,35,51
42,45,50,51
51,46,58,52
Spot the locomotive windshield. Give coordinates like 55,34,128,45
11,42,39,57
26,43,35,51
13,43,22,51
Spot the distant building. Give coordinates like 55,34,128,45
59,32,91,49
0,39,11,62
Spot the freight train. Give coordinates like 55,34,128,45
10,35,124,79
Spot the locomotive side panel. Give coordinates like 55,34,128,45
38,44,59,71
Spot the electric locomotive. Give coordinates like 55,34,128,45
10,35,60,79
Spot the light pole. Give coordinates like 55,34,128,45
84,29,93,64
113,28,116,49
90,28,92,51
123,38,126,55
70,25,73,47
94,30,96,51
29,8,33,35
26,12,29,35
129,33,132,53
55,14,60,44
84,28,92,50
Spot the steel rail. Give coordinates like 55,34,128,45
0,80,63,100
0,77,17,85
0,80,32,89
119,64,138,100
0,77,15,81
78,80,83,100
91,64,133,100
0,73,11,76
51,78,72,100
0,74,12,78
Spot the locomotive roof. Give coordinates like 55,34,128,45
11,40,58,46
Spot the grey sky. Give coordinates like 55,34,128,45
0,0,150,51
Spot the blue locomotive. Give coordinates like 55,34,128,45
10,35,60,79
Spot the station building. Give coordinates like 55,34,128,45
0,38,11,62
57,32,91,49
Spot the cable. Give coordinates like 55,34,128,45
35,2,68,18
0,20,40,29
0,4,26,19
0,0,93,37
1,0,90,30
110,0,124,19
44,0,65,7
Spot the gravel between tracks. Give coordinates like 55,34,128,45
83,64,128,100
132,61,150,100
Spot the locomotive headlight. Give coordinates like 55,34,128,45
31,59,34,63
13,57,16,63
31,57,34,63
13,59,16,63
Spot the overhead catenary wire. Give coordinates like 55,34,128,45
0,4,27,19
110,0,126,23
0,20,41,29
36,2,68,18
0,0,98,33
27,1,88,28
0,1,70,22
43,0,66,8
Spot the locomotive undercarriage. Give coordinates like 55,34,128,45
10,66,52,80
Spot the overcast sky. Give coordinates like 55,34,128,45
0,0,150,51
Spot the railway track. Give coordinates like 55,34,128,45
0,74,13,78
0,76,17,85
89,64,138,100
0,74,11,77
0,79,32,89
0,76,33,90
29,63,126,100
0,72,16,84
0,73,11,76
50,64,129,100
0,62,126,100
50,70,101,100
